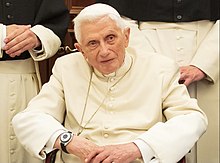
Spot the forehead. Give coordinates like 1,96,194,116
80,17,122,39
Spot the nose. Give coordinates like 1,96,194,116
99,42,109,57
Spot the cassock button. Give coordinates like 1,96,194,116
177,15,182,20
10,149,15,154
176,36,182,40
7,14,14,19
5,2,11,7
10,136,15,140
176,47,183,51
10,107,15,111
110,78,115,82
104,133,109,138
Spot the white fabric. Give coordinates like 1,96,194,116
12,52,207,163
133,139,155,162
0,24,61,163
0,24,6,49
0,23,6,57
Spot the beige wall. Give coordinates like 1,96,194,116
197,78,219,163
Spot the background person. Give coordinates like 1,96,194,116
0,0,69,163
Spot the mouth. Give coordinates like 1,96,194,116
100,58,115,64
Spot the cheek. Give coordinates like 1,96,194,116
118,54,125,64
83,50,96,60
87,54,98,66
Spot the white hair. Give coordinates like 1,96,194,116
73,3,126,43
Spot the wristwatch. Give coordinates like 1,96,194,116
60,131,74,154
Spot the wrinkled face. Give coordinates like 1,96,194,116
75,16,130,75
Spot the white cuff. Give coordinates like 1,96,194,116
32,45,45,54
44,129,66,154
133,139,155,163
1,24,6,48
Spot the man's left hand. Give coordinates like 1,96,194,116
85,142,141,163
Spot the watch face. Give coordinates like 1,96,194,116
61,132,71,143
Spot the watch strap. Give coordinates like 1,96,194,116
61,142,69,153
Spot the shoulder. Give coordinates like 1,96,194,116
55,52,85,65
133,52,179,72
52,52,90,73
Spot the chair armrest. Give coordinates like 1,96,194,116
178,156,186,163
45,149,59,163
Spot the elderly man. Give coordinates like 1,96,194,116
12,3,207,163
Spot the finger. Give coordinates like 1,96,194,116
85,148,104,163
5,33,37,55
4,25,31,44
102,155,114,163
86,148,109,163
179,73,187,82
91,152,109,163
183,78,192,87
3,35,26,52
7,43,32,57
179,66,187,73
6,37,31,55
4,28,34,51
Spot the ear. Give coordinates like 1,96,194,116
74,43,88,59
123,27,130,48
74,43,83,53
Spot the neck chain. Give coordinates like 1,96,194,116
77,56,134,136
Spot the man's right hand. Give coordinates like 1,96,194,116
55,134,99,161
67,136,99,160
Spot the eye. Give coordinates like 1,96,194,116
87,40,98,49
106,34,115,43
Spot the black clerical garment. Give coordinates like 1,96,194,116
96,0,220,22
0,0,69,60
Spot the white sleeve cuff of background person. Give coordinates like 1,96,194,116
29,25,61,61
0,23,6,58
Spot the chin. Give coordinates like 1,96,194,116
99,64,119,75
